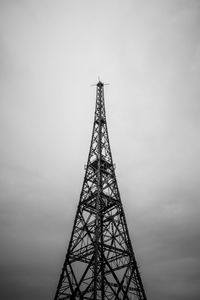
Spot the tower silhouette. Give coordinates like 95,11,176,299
54,81,147,300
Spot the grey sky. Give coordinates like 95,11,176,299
0,0,200,299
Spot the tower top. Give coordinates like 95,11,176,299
97,80,103,87
91,79,109,87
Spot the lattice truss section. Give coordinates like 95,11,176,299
54,82,147,300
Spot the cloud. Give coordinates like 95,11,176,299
0,0,200,299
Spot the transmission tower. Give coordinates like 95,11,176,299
54,81,147,300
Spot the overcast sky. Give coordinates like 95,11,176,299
0,0,200,299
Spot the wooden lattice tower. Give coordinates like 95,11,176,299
54,81,147,300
